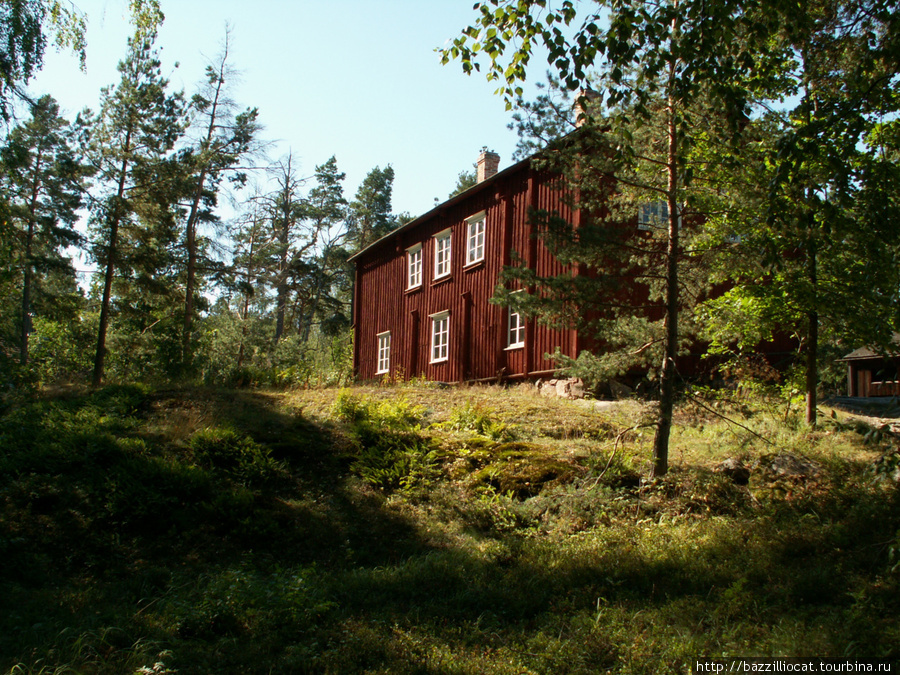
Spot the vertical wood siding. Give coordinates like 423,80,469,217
354,162,579,382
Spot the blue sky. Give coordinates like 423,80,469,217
28,0,544,219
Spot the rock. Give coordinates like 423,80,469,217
714,458,750,485
569,379,585,399
754,453,822,479
609,380,633,400
538,377,586,399
555,379,571,398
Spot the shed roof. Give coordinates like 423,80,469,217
841,333,900,361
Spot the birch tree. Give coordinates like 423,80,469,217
442,0,783,476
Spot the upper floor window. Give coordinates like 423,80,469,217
434,229,451,279
466,212,486,265
407,244,422,289
638,201,681,230
376,331,391,374
430,311,449,363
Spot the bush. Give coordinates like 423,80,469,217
189,427,285,487
442,400,510,440
27,316,94,385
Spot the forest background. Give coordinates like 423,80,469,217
0,0,541,392
2,0,899,413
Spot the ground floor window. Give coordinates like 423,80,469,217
508,308,525,348
376,331,391,374
430,311,449,363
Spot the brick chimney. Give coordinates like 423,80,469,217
476,150,500,183
573,88,600,127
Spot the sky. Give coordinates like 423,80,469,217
26,0,543,220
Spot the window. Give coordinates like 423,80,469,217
434,229,451,279
407,244,422,289
376,332,391,374
466,212,486,265
506,290,526,349
638,201,681,230
430,311,449,363
507,307,525,348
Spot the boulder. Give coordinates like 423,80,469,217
754,453,822,479
609,380,633,400
537,377,586,399
713,458,750,485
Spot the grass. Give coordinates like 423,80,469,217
1,382,898,673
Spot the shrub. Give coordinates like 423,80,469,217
189,427,285,487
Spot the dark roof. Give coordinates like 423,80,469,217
841,333,900,361
347,153,532,263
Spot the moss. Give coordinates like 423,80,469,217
471,442,585,498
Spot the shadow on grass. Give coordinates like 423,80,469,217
0,386,433,672
1,385,898,673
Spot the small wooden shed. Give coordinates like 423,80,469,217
841,335,900,397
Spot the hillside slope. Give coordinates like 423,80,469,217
1,384,898,673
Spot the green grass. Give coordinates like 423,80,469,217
1,383,898,673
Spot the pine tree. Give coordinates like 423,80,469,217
83,33,186,386
0,94,89,366
298,156,348,341
262,153,309,344
179,29,260,370
346,165,397,252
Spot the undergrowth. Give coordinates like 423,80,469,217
1,383,898,674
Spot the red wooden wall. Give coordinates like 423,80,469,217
352,160,581,382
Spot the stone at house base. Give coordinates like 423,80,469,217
714,458,750,485
537,378,586,399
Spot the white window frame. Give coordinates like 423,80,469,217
506,291,526,349
407,243,422,289
465,212,486,265
638,201,682,231
433,229,452,280
507,308,525,349
376,331,391,374
430,311,450,363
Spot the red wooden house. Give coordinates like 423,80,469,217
350,142,798,385
350,150,588,383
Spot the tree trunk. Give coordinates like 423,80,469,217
274,216,289,344
93,134,131,388
20,220,33,366
92,208,121,388
182,166,207,370
651,46,681,479
182,55,225,369
274,276,287,343
20,149,45,366
805,218,818,426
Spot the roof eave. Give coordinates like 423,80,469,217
347,154,532,263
